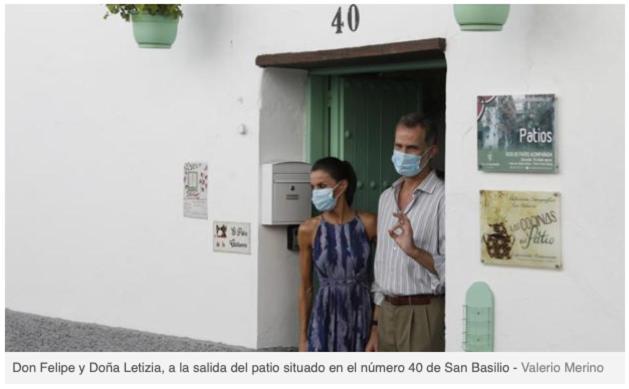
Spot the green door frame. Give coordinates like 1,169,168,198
306,75,329,164
305,59,446,164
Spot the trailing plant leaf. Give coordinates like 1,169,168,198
103,4,183,21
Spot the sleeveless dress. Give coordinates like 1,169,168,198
307,215,372,351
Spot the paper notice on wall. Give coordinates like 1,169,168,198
213,221,251,254
480,190,562,270
183,162,208,219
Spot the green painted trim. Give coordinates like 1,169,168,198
329,76,344,159
305,77,313,162
309,59,446,76
306,76,329,164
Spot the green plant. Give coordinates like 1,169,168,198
103,4,183,21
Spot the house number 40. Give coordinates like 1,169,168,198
331,4,360,34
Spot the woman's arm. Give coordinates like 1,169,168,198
297,220,315,351
359,211,378,242
359,211,379,351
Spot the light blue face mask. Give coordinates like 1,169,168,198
311,183,340,212
391,148,430,177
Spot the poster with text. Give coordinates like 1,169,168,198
183,162,208,219
213,221,251,254
477,94,556,173
480,190,562,269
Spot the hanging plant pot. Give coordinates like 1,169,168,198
131,12,179,49
453,4,510,31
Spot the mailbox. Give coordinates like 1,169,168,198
261,162,312,225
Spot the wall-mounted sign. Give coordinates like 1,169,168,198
480,190,561,269
477,94,556,173
183,162,208,219
213,221,251,254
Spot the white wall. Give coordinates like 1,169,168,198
445,5,624,351
6,4,624,351
6,4,265,348
258,68,307,348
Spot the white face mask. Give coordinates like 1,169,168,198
391,147,431,177
311,183,340,212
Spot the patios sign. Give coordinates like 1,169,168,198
477,94,556,173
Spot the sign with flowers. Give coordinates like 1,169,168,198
183,162,208,219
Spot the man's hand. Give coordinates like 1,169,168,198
299,339,308,352
388,212,418,257
365,327,379,352
388,211,437,274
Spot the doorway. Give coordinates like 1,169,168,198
307,61,447,214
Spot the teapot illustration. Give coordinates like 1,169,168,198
482,222,515,259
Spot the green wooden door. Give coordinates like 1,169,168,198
307,75,422,214
335,77,422,213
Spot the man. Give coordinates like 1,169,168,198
365,112,445,352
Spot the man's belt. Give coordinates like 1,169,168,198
384,294,444,306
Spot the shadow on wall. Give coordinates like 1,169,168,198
259,67,308,164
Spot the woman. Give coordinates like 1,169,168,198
298,157,377,352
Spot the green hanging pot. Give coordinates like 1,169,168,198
453,4,510,31
131,12,179,48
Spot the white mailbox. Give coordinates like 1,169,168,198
261,162,312,225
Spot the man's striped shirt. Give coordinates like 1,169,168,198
372,170,445,305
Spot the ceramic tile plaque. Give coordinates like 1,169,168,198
477,94,556,173
480,190,561,269
213,221,251,254
183,162,208,219
463,282,494,352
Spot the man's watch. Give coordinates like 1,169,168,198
371,320,379,327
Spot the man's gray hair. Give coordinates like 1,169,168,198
397,112,437,146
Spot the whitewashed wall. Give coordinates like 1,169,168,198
6,4,624,351
258,68,307,348
445,5,624,351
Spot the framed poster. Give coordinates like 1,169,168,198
480,190,562,269
213,221,251,254
477,94,556,173
183,162,208,219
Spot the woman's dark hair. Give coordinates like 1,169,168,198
311,157,357,206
